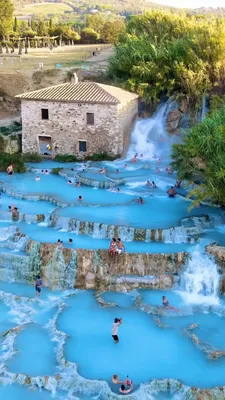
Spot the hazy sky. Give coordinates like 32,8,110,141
155,0,225,8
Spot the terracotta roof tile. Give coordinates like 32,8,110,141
16,82,138,105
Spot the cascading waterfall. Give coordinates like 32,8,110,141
0,225,17,242
201,95,208,121
178,249,220,305
127,101,181,161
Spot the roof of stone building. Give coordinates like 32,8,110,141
16,82,138,105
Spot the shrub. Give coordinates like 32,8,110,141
54,154,78,162
0,153,26,173
23,153,42,162
85,152,119,161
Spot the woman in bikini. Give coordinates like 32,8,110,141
109,238,117,257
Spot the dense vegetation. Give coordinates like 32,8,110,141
108,11,225,105
171,106,225,207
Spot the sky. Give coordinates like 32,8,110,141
155,0,225,8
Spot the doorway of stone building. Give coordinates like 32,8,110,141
38,136,52,156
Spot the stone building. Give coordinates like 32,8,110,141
16,81,138,157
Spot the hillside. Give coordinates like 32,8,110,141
13,0,172,17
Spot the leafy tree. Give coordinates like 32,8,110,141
0,0,14,36
171,106,225,207
101,20,125,44
81,27,99,44
13,17,18,33
108,10,225,105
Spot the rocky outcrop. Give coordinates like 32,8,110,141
206,244,225,265
26,241,187,290
167,109,182,134
0,134,20,154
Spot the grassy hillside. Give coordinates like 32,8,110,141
15,2,73,16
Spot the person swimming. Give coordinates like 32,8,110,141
68,180,72,185
146,180,151,187
116,169,119,174
162,296,179,311
35,176,40,181
100,167,106,174
138,197,143,204
124,164,127,169
76,182,80,187
152,181,157,188
78,195,83,201
119,383,133,394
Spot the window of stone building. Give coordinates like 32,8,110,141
41,108,49,120
79,141,87,152
86,113,94,125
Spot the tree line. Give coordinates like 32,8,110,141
0,0,125,44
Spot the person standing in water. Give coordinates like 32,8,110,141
35,275,43,297
7,164,14,177
167,186,176,198
112,317,123,343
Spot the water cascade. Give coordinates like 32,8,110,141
127,102,181,161
179,249,220,305
201,95,208,121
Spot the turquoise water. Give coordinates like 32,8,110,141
0,283,225,398
0,107,224,399
0,172,135,205
0,193,55,215
56,199,221,229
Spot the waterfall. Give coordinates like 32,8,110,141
0,225,17,242
93,223,108,239
127,101,181,161
178,249,220,305
117,226,134,241
201,95,208,121
54,216,70,231
162,226,188,243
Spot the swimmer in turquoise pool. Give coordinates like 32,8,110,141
162,296,179,311
119,383,133,394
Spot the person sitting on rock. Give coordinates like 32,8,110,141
117,238,125,254
109,238,117,257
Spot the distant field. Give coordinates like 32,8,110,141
15,2,74,16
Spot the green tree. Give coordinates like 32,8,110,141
101,20,125,44
0,0,14,36
81,27,99,44
171,106,225,207
13,17,18,33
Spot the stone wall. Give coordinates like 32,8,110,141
21,98,138,156
118,99,138,155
